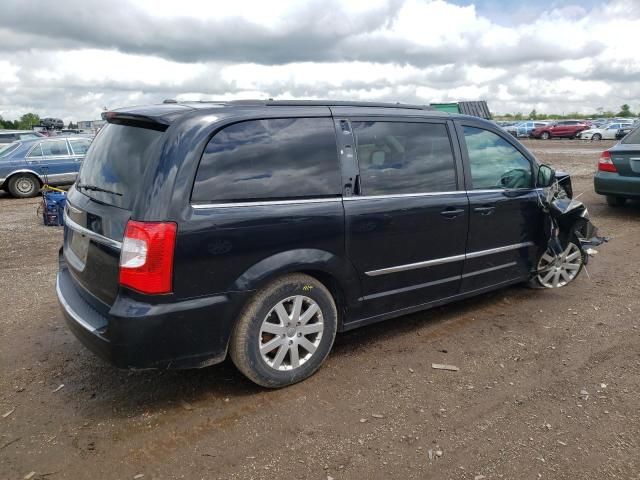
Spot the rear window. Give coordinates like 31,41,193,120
77,123,164,209
622,126,640,144
192,118,340,203
0,143,20,157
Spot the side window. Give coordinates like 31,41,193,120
69,139,91,155
41,140,69,157
463,126,533,190
192,118,340,203
351,121,457,195
28,144,43,158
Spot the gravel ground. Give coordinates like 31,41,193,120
1,139,639,480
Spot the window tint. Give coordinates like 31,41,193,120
622,126,640,144
78,123,164,209
192,118,340,203
41,140,69,156
69,139,91,154
351,121,456,195
463,126,532,190
28,144,43,157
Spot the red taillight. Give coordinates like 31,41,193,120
598,150,617,173
119,221,177,294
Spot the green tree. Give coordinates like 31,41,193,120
17,113,41,130
514,112,524,120
529,109,537,120
617,104,633,117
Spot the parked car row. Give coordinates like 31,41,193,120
497,118,639,141
0,136,92,197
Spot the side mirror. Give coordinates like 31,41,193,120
537,164,555,188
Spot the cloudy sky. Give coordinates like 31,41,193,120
1,0,639,123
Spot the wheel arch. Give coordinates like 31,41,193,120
230,248,362,327
4,169,44,187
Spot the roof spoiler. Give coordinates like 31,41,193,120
101,111,169,131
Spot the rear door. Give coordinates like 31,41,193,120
37,139,76,184
341,117,468,319
456,120,544,292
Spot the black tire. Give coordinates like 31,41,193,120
541,131,551,140
606,195,626,207
7,173,40,198
592,133,602,141
229,273,337,388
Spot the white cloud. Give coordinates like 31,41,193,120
0,0,639,122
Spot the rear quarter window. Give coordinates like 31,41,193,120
192,118,340,203
622,126,640,144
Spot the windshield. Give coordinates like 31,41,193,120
77,123,164,209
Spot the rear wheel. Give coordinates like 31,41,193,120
592,133,602,141
541,131,551,140
230,274,337,388
7,173,40,198
532,240,585,288
606,195,626,207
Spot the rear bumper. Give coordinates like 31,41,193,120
57,267,250,369
594,171,640,198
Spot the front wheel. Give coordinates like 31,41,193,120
230,274,337,388
592,133,602,141
532,240,585,288
7,174,40,198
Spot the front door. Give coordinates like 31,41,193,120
341,118,469,321
456,122,545,292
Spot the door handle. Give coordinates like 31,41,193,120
440,207,465,218
474,206,495,215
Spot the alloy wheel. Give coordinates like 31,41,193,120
259,295,324,371
536,243,583,288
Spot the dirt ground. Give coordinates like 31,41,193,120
1,139,639,480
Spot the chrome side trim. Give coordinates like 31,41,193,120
465,242,534,259
192,197,342,209
360,275,461,301
64,211,122,250
461,261,517,278
56,274,96,333
366,253,466,277
365,242,534,276
361,261,520,300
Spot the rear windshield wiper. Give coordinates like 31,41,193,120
76,183,123,196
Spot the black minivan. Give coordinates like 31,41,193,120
57,100,581,387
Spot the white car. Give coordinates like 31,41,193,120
578,122,633,141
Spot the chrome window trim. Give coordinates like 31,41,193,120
56,275,96,333
192,197,342,209
344,191,464,201
190,189,543,209
64,209,123,250
365,242,534,276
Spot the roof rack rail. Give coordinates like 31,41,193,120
181,99,435,110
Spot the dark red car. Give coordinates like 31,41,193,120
530,120,590,139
